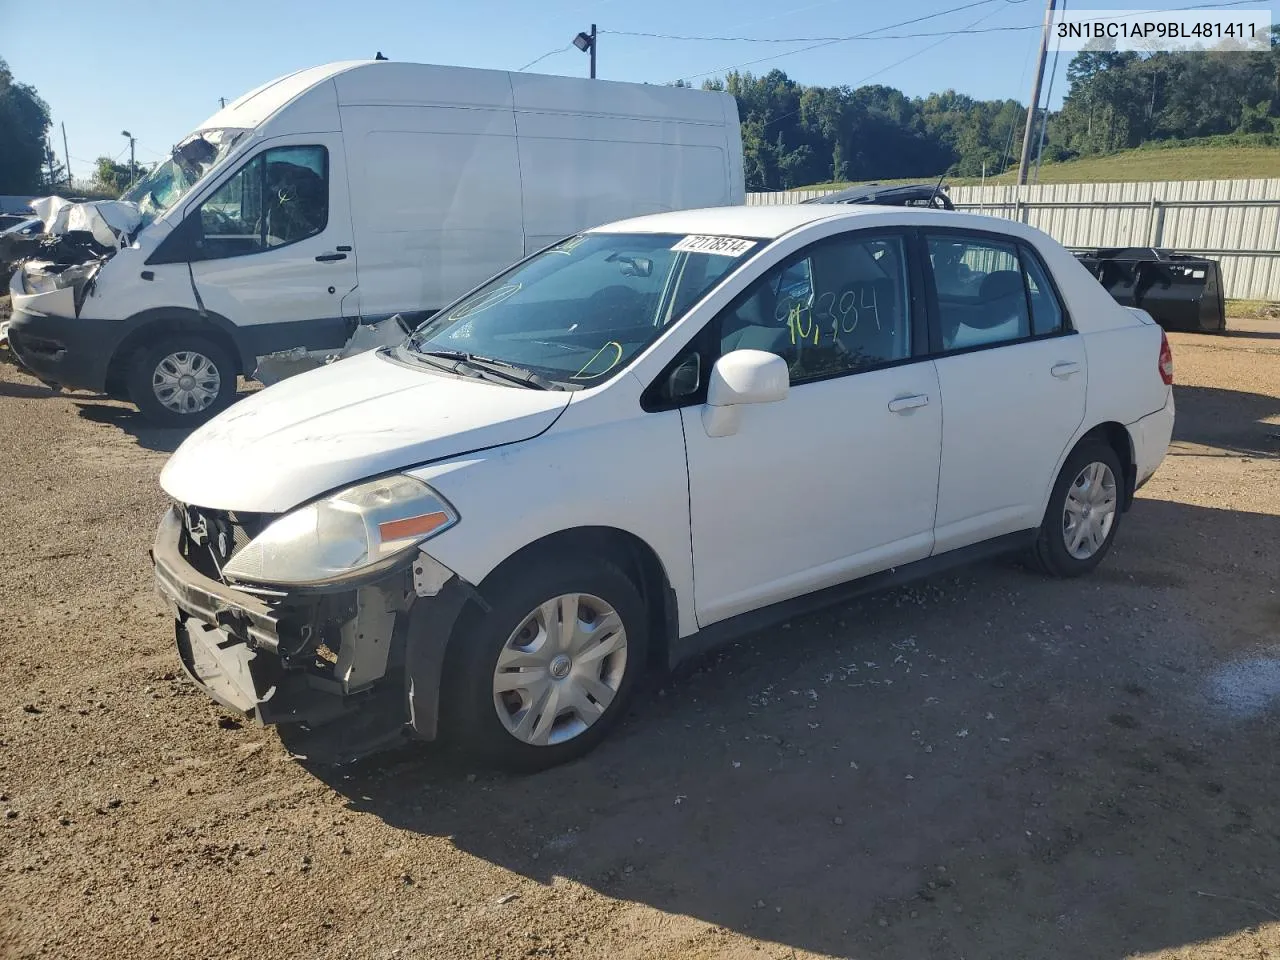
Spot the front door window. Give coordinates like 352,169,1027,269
195,145,329,258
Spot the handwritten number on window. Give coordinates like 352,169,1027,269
781,283,881,346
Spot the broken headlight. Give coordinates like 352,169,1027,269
222,475,457,587
20,261,99,297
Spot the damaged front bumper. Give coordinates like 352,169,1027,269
151,506,476,756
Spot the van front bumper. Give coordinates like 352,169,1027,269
6,306,126,392
151,506,477,757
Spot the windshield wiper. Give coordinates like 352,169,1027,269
410,349,556,390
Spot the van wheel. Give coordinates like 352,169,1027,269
128,336,237,427
1030,439,1123,578
442,555,648,772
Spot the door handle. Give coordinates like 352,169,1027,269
1051,361,1081,379
888,394,929,413
315,253,347,262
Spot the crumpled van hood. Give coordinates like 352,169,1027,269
160,350,571,513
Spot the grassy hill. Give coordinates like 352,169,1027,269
800,141,1280,191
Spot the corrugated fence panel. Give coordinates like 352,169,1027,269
747,179,1280,300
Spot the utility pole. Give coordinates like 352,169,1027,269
121,130,137,188
219,97,227,108
1017,0,1056,185
61,121,72,186
573,24,597,78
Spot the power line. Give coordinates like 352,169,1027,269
626,24,1041,44
672,0,1010,82
999,24,1040,175
517,44,574,71
666,0,1265,83
852,4,1011,87
637,0,1258,45
752,0,1013,135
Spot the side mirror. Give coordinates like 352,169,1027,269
702,349,789,438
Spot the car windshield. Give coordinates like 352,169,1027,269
404,232,761,387
122,128,246,226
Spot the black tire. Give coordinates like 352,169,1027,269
1030,438,1125,578
127,335,237,427
442,553,648,772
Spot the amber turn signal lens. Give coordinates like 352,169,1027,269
378,511,452,542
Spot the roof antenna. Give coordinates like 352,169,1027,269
375,51,389,60
928,174,946,208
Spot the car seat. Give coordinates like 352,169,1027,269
721,283,790,356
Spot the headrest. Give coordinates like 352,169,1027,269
980,270,1024,301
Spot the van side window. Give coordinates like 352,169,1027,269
196,146,328,257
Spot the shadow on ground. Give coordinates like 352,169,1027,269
1171,383,1280,459
1223,328,1280,341
0,377,74,401
302,494,1280,960
73,402,192,454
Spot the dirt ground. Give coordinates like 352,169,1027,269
1,319,1278,960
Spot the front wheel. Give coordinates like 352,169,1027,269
442,555,648,771
1031,439,1124,578
128,335,237,427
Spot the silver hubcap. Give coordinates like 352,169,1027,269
493,592,628,747
153,351,221,414
1063,461,1118,560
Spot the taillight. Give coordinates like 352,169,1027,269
1158,330,1174,385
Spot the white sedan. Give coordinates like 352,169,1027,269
154,204,1175,770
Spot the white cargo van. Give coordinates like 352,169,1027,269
8,60,744,424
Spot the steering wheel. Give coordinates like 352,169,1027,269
201,207,239,234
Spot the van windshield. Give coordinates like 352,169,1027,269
123,128,246,227
404,232,760,388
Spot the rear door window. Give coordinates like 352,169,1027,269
925,233,1070,352
926,235,1029,351
1022,248,1065,336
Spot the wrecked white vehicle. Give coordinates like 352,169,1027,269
7,59,745,425
7,130,406,424
154,206,1175,771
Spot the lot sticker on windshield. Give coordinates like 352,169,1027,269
671,235,755,257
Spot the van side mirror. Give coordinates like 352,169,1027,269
702,349,789,438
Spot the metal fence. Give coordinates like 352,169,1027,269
747,179,1280,301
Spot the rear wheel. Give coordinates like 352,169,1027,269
128,335,237,427
442,554,648,771
1031,439,1124,577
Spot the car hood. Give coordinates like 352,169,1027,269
160,350,572,513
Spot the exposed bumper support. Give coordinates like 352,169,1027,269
152,506,479,754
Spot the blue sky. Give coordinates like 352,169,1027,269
4,0,1274,178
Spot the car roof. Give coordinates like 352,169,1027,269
590,204,1042,244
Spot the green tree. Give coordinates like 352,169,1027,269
0,58,52,193
94,157,132,195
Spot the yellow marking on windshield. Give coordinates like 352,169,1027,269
573,341,624,379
